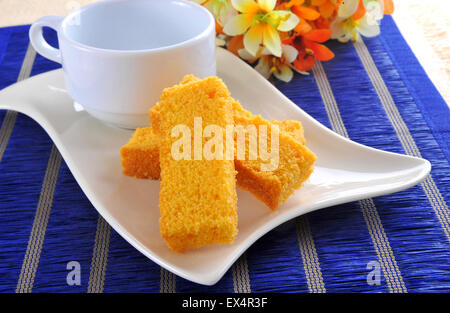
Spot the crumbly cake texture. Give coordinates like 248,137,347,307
271,120,306,145
158,77,238,252
149,75,199,133
151,100,306,144
146,76,313,209
233,114,316,210
150,101,306,144
120,127,160,179
149,76,306,144
121,118,306,181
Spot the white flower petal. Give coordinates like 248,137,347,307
232,0,258,13
254,57,272,79
257,0,276,12
218,7,238,26
260,47,271,55
359,16,380,37
238,48,257,61
223,13,253,36
364,0,384,21
273,64,293,82
262,25,282,57
338,0,359,18
243,24,264,56
277,11,300,32
216,37,226,46
282,44,298,63
330,18,346,39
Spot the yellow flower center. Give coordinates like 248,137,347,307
270,55,287,74
253,11,291,29
342,17,360,41
344,17,360,29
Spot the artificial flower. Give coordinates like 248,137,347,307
330,13,380,42
255,44,301,81
330,0,384,42
315,15,332,29
311,0,337,19
351,0,366,20
195,0,237,26
226,34,245,55
363,0,384,25
291,4,320,21
223,0,299,57
192,0,394,82
284,29,334,71
337,0,384,21
216,34,228,46
279,0,321,34
337,0,360,18
293,18,313,35
237,44,300,81
383,0,394,14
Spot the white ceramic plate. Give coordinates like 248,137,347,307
0,48,430,285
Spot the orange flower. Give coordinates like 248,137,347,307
216,20,225,35
291,5,321,21
347,0,392,20
383,0,394,15
315,16,331,29
351,0,366,21
227,34,244,56
284,29,334,72
311,0,337,19
278,0,322,35
294,18,313,35
279,0,320,20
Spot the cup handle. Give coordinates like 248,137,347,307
29,16,63,64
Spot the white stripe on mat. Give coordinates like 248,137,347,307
296,216,326,293
232,253,251,293
312,60,407,293
160,267,176,293
16,145,62,293
353,40,450,243
87,216,111,293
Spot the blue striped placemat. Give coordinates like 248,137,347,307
0,16,449,293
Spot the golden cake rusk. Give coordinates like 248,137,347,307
149,77,312,209
234,114,316,210
120,118,305,181
151,100,306,144
149,75,199,132
120,127,160,179
271,120,306,145
150,75,252,134
158,77,238,252
122,124,313,210
150,99,256,134
149,76,306,144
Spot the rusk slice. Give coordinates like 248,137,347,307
120,118,305,182
149,75,313,209
120,127,160,179
158,77,238,252
233,114,316,210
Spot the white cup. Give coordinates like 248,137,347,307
29,0,216,128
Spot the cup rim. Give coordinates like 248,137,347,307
59,0,215,54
